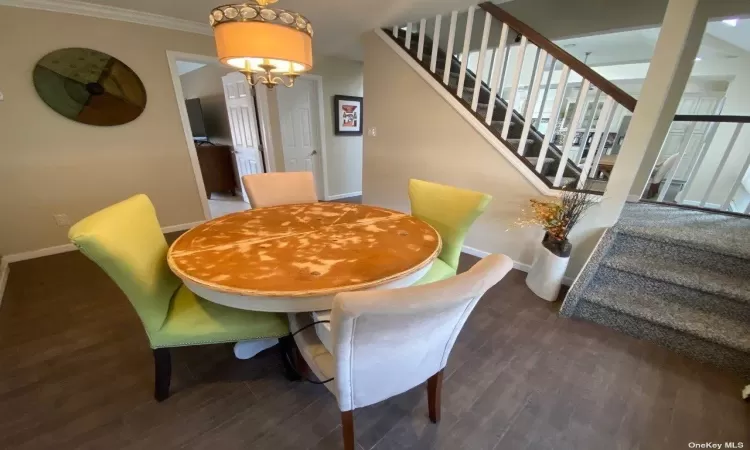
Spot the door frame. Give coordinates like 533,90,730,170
276,73,330,201
165,50,281,219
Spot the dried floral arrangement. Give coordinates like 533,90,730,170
514,189,598,257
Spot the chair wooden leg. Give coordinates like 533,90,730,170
341,410,355,450
427,369,444,424
153,348,171,402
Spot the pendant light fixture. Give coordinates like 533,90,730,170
210,0,313,88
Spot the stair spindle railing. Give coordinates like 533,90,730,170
386,2,638,194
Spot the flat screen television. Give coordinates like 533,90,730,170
185,98,208,142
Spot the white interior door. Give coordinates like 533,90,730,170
222,72,263,203
276,77,324,199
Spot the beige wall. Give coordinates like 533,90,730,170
0,6,216,256
266,55,364,197
362,31,605,277
179,64,235,146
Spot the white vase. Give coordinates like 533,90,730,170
526,243,569,302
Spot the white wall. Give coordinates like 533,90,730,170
311,56,364,197
266,55,364,198
179,63,235,146
0,6,216,256
363,31,606,278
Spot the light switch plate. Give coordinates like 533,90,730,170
367,127,377,137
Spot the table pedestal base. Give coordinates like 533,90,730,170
233,338,279,360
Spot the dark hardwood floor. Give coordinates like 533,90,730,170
1,246,748,450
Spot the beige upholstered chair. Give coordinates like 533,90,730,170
289,254,513,450
242,172,318,208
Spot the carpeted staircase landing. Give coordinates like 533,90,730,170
561,202,750,377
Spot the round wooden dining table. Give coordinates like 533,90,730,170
167,202,442,313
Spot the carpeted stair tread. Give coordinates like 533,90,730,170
583,278,750,353
603,250,750,304
616,202,750,260
594,266,750,321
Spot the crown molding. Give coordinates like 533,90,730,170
0,0,212,36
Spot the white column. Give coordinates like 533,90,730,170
598,0,707,225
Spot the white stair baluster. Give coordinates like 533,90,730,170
536,65,570,173
589,103,619,178
576,89,601,165
471,12,493,111
701,123,744,206
392,26,398,37
678,121,720,203
405,22,412,49
484,23,509,125
457,6,476,98
517,49,548,156
501,35,528,139
535,58,555,127
579,96,615,188
522,48,541,114
657,122,697,202
430,15,441,73
721,135,750,211
554,79,590,187
417,19,426,61
442,11,458,85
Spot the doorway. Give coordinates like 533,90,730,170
167,51,279,219
275,76,327,200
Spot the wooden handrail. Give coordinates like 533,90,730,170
479,2,637,112
673,114,750,123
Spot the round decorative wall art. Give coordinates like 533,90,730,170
32,48,147,126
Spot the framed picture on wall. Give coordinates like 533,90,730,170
333,95,363,136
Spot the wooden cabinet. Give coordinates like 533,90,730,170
196,144,237,198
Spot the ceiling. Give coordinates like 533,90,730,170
554,17,750,69
68,0,494,60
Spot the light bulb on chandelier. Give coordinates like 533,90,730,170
210,0,313,89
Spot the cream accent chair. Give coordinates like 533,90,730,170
290,254,513,450
242,172,318,208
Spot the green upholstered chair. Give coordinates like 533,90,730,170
68,194,289,401
409,179,492,285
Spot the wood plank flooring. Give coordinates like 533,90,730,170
1,246,748,449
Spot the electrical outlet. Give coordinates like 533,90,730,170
53,214,71,227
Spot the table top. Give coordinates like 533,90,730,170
168,203,441,298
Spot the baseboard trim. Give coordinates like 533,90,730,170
162,221,205,234
0,259,9,307
326,192,363,201
4,221,205,263
462,245,573,285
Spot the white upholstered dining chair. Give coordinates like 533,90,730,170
289,254,514,450
241,172,318,208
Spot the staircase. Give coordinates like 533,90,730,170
384,2,638,194
561,202,750,376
